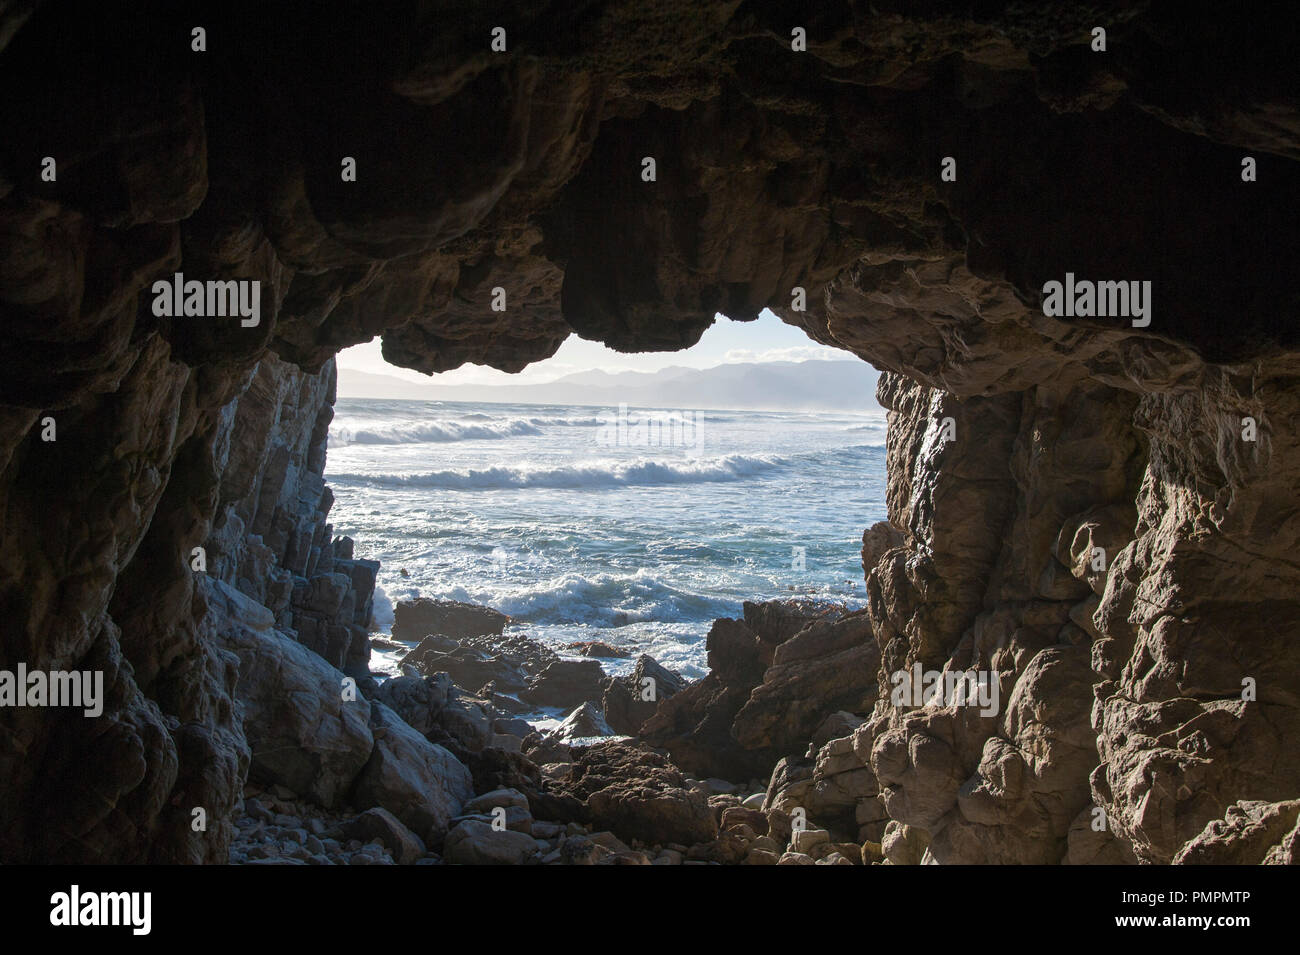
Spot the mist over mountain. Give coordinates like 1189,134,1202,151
337,359,881,412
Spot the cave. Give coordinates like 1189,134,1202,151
2,0,1300,875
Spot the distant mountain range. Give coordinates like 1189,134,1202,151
336,359,881,412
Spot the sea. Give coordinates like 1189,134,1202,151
325,398,888,683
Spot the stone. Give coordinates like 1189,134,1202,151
393,599,509,643
601,655,687,736
210,579,373,807
5,4,1300,869
351,702,474,846
552,742,717,847
520,660,607,709
790,828,830,853
462,788,531,815
342,808,427,865
564,640,629,658
550,702,615,743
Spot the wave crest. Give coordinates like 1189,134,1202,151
328,453,785,490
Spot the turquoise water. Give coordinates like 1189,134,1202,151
326,398,887,679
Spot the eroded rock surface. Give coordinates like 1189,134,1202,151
2,2,1299,864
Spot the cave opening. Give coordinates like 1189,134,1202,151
325,309,888,730
4,0,1300,882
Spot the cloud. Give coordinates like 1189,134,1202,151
722,345,846,363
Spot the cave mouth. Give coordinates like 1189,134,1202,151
325,311,887,706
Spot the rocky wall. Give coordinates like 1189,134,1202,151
2,0,1299,863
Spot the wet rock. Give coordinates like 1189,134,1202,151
393,599,509,643
564,640,629,658
602,655,687,736
519,659,607,709
550,702,615,743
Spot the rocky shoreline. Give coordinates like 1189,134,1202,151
5,3,1299,867
222,581,889,865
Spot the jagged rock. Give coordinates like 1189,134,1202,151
550,702,615,743
393,599,509,643
350,702,474,846
764,756,816,815
519,659,607,709
732,610,879,755
602,655,687,736
372,674,451,737
803,734,880,841
721,807,768,836
4,2,1300,867
1174,800,1300,865
523,733,573,766
861,521,905,577
401,633,530,694
640,601,837,780
552,742,717,846
210,579,373,807
564,640,629,658
494,717,534,739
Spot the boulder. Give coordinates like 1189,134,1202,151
373,673,450,738
601,655,687,736
640,600,847,780
341,808,426,864
519,659,607,709
393,599,510,642
401,633,529,694
550,702,614,743
551,742,717,846
463,788,531,815
564,640,630,658
732,610,878,754
374,673,494,752
442,820,538,865
211,579,373,807
350,702,474,845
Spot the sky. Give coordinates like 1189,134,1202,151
335,308,849,386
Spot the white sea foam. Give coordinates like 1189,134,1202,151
441,570,738,628
329,453,786,490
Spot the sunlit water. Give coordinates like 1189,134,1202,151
326,398,888,681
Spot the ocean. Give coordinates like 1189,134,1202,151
325,398,888,682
